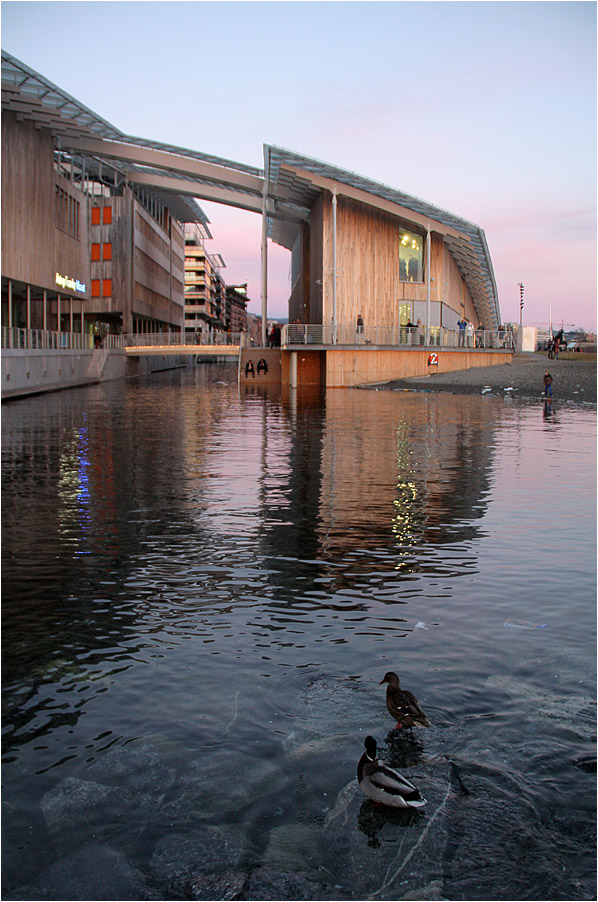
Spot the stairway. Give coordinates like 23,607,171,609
86,349,108,380
239,348,281,385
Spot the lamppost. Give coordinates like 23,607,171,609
518,282,524,328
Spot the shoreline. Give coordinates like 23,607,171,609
366,353,596,405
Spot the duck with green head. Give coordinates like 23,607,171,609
357,735,426,808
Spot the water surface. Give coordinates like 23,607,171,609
2,365,596,900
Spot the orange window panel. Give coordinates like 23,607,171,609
91,243,101,261
91,207,101,225
102,206,112,224
102,279,112,297
91,279,101,298
102,243,112,260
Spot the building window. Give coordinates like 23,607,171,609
91,279,101,298
91,243,101,261
399,228,423,282
102,243,112,260
102,206,112,224
102,279,112,297
91,206,101,225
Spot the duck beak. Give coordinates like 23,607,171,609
379,678,386,685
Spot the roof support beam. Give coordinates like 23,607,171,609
128,172,264,213
59,136,265,195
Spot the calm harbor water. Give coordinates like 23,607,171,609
2,363,596,901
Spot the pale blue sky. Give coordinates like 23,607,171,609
2,1,596,328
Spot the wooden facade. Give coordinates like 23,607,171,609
2,110,186,337
1,112,90,330
280,347,513,389
288,190,480,332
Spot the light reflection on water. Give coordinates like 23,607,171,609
2,365,596,900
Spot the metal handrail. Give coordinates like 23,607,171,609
122,332,244,347
281,324,515,351
1,327,125,350
2,325,514,352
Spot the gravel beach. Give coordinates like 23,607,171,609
376,353,596,405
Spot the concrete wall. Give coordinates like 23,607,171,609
2,350,189,399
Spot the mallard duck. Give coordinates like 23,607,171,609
357,736,426,808
380,671,431,729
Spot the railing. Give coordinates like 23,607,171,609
282,324,515,351
1,327,124,350
2,325,514,353
123,332,244,347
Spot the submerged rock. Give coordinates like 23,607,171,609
149,826,246,895
4,843,157,900
262,822,325,875
161,749,286,827
40,776,124,852
242,867,329,900
188,869,247,900
1,799,56,892
485,674,595,734
86,743,176,796
282,676,371,752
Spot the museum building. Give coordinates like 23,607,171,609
2,50,501,350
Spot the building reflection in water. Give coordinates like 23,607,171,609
313,391,498,575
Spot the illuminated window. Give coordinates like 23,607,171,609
102,243,112,260
91,207,101,225
102,206,112,224
399,228,424,283
91,279,101,297
102,279,112,297
91,243,101,261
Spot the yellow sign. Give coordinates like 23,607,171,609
55,272,86,293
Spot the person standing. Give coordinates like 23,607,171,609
457,317,466,347
356,314,364,343
466,320,475,348
543,371,553,398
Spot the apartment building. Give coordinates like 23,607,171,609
184,224,230,337
225,284,249,334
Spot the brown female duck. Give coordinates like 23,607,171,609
380,671,431,729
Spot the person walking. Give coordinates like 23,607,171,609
543,371,553,398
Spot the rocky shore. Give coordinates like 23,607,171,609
374,353,596,405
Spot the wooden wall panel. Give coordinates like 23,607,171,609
310,192,479,331
323,348,513,387
2,113,89,297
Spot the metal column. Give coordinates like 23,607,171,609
426,225,431,345
332,186,337,341
260,184,268,347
